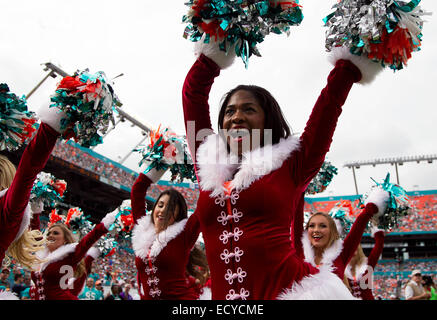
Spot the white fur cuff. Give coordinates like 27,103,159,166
144,167,166,184
37,103,68,133
370,225,385,238
364,187,389,216
87,247,100,259
194,36,236,70
327,46,384,85
101,209,118,230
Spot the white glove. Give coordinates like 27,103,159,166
37,102,68,134
364,187,390,217
101,208,118,230
140,161,167,184
327,46,384,85
30,200,44,214
194,34,236,70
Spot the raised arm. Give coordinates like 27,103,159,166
340,188,389,266
70,210,117,265
131,173,153,224
291,59,361,187
3,123,59,229
367,228,385,269
182,53,220,170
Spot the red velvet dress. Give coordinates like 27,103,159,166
346,230,384,300
131,173,198,300
30,223,108,300
182,54,361,299
0,123,59,264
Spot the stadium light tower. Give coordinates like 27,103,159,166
27,62,152,164
344,154,437,195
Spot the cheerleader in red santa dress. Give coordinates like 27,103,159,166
130,167,208,300
180,31,389,299
345,226,385,300
29,209,117,300
293,188,389,299
0,102,73,300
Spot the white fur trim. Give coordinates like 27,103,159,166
150,219,188,258
197,134,300,197
132,216,156,260
370,224,385,238
144,167,166,184
328,46,383,85
198,287,212,300
0,290,19,300
345,258,369,281
37,103,68,133
0,188,34,242
131,216,188,259
30,200,44,214
194,35,236,69
364,187,389,216
277,265,358,300
36,243,77,272
101,209,118,230
86,247,100,260
301,232,343,267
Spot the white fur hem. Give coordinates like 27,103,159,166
277,265,358,300
37,103,68,133
194,34,236,69
144,167,166,184
328,46,383,85
0,290,19,300
198,287,212,300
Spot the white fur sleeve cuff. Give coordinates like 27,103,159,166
37,103,68,133
364,187,389,216
86,247,100,259
143,167,166,184
370,225,385,238
194,36,236,70
327,46,383,85
101,209,118,230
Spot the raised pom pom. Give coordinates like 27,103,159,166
135,125,196,183
183,0,304,68
361,173,411,231
49,70,122,148
324,0,430,72
0,84,38,151
305,161,338,195
31,172,67,209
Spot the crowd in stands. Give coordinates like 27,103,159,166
52,141,137,189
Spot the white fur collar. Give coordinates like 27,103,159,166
131,216,188,259
196,134,300,197
0,188,32,242
36,243,77,272
301,232,343,267
345,258,369,280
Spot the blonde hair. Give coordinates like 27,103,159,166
0,155,16,191
48,224,86,278
5,229,46,270
349,244,367,270
306,212,341,250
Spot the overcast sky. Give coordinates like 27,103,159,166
1,0,436,197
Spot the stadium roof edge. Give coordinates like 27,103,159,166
304,189,437,203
